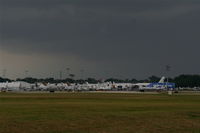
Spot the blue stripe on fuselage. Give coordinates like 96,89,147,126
147,83,175,88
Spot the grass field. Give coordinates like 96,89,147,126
0,92,200,133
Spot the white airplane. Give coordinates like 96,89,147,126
0,81,32,92
134,77,175,91
112,83,133,90
96,82,113,91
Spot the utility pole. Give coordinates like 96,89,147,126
165,65,171,90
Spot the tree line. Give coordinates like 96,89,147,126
1,74,200,88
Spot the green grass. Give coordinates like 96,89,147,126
0,93,200,133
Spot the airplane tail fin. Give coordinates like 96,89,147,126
159,76,165,83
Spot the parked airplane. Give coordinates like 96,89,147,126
134,77,175,91
0,81,32,92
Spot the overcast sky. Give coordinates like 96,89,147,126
0,0,200,79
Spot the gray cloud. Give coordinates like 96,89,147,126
1,0,200,79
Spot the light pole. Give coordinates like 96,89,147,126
165,65,171,90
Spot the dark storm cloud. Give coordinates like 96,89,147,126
1,0,200,78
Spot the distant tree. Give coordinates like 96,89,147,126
138,79,149,83
105,78,124,83
124,79,130,83
148,76,161,83
130,78,138,83
17,77,38,83
0,77,11,82
69,74,75,79
76,79,85,84
86,78,99,84
174,75,200,87
44,78,55,83
63,78,75,83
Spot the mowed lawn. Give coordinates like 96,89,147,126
0,93,200,133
